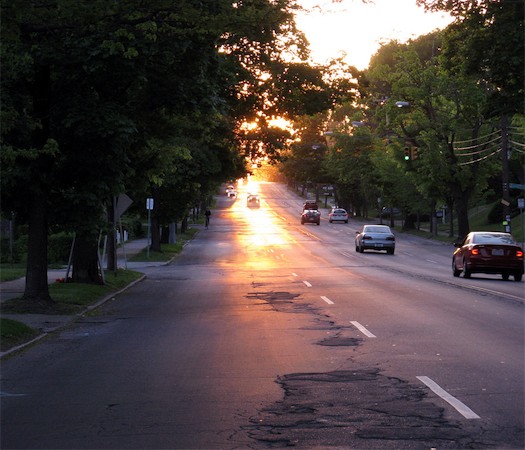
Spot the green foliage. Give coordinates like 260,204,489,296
0,264,26,281
419,0,524,116
0,234,27,264
2,0,327,297
48,233,74,264
0,318,39,352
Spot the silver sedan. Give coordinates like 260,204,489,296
355,225,395,254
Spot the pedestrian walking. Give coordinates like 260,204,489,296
205,208,211,228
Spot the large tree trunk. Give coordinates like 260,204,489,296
23,191,53,304
72,233,102,284
106,198,117,271
23,64,53,304
160,225,169,244
182,215,191,233
455,193,470,241
150,215,162,252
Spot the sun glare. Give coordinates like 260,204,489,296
269,117,292,130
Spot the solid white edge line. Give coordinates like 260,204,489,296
350,321,376,338
321,296,334,305
416,376,480,419
303,280,312,287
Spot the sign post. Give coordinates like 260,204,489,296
519,197,524,248
146,198,154,258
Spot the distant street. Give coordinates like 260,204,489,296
2,181,523,449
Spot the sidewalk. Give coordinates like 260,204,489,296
0,238,153,357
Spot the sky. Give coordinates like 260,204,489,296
294,0,454,70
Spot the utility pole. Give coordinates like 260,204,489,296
501,116,511,233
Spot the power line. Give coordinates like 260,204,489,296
453,129,500,145
454,135,501,153
458,148,501,166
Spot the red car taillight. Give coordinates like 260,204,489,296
517,250,524,258
362,235,372,240
386,236,395,241
471,248,479,255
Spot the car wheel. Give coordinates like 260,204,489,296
514,273,523,282
502,273,510,281
452,258,461,277
316,221,320,226
387,248,394,255
462,258,471,278
358,245,364,253
329,220,332,223
345,220,348,223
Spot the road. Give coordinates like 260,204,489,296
1,181,523,449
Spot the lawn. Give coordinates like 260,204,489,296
0,228,200,353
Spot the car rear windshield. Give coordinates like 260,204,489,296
365,226,390,233
333,209,346,213
473,234,517,245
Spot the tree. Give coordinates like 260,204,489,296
1,0,312,304
362,32,499,239
418,0,524,116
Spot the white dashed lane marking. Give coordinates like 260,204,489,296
321,296,334,305
417,376,480,419
350,321,376,338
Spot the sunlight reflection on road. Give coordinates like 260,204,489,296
231,181,292,268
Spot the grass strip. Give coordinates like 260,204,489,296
1,269,143,315
1,318,40,352
0,265,26,282
129,228,198,262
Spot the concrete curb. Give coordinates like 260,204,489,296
0,274,147,360
0,235,198,359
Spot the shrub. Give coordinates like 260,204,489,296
48,232,74,264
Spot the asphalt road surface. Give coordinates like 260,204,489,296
2,181,524,449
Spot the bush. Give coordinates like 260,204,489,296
488,202,503,224
488,200,521,225
0,234,27,263
121,214,143,239
48,232,74,264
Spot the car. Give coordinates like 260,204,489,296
329,208,349,223
303,200,318,211
452,231,524,281
247,194,260,207
301,209,321,225
225,184,235,195
355,225,395,254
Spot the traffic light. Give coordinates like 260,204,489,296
403,147,410,161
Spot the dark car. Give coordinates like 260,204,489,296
301,209,321,225
303,201,318,211
452,231,524,281
247,194,260,208
355,225,395,254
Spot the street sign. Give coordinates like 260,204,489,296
146,198,154,210
115,194,133,219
